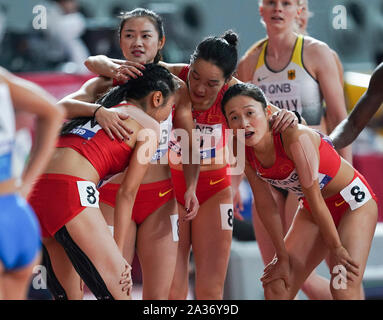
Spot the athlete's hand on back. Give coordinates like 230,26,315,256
95,106,134,141
270,109,299,132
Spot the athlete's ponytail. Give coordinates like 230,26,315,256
190,29,239,80
61,63,178,135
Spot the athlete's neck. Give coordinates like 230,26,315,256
266,31,298,60
252,130,274,157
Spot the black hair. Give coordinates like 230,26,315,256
190,30,239,80
61,63,178,135
221,83,268,118
118,8,165,63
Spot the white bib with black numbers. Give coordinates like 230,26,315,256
77,180,99,208
340,177,372,211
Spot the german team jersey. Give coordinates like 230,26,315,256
245,131,341,198
169,65,229,160
251,35,324,125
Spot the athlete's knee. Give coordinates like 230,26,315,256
263,279,290,300
330,280,363,300
169,281,189,300
195,281,223,300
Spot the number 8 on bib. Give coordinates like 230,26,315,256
77,181,100,208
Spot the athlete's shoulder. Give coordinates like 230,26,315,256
238,39,266,75
243,38,267,59
303,36,332,57
281,124,317,146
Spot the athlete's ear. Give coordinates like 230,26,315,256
152,91,164,108
159,36,166,50
259,4,264,18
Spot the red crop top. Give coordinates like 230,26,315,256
172,65,229,160
245,131,341,198
57,110,132,179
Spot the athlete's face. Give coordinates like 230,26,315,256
260,0,300,32
119,17,164,64
225,95,269,147
187,59,227,108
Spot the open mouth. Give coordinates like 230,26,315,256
245,131,255,139
271,16,284,22
132,50,144,57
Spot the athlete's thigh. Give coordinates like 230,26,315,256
43,236,82,298
283,208,329,296
2,254,41,300
136,198,178,268
65,208,126,276
99,202,114,227
137,199,178,297
99,201,137,263
335,200,378,283
191,186,233,275
283,192,300,234
252,201,276,265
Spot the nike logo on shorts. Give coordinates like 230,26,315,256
159,188,173,197
335,199,346,207
210,178,225,186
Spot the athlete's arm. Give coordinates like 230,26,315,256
245,162,287,260
307,41,352,162
284,128,359,273
58,76,133,141
236,41,264,83
114,131,158,251
84,55,145,82
245,162,291,287
330,63,383,150
172,82,200,219
0,67,65,195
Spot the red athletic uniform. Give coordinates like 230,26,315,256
246,131,377,226
28,111,134,237
169,65,232,206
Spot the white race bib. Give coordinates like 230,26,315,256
340,177,372,211
77,181,99,208
220,204,234,231
170,214,179,242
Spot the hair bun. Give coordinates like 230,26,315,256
222,30,239,47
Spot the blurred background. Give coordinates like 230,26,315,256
1,0,382,73
1,0,382,300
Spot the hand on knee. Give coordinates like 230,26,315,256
264,279,290,300
119,263,133,298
